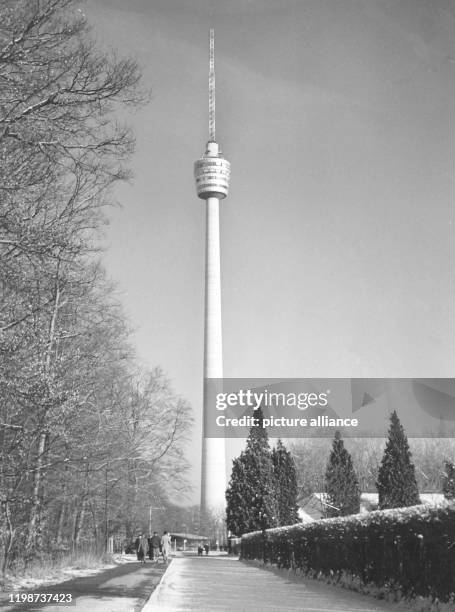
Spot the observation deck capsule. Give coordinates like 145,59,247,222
194,141,231,200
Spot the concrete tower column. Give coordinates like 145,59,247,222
200,196,225,512
204,197,223,379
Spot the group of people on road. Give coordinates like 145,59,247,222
134,531,172,565
197,543,210,556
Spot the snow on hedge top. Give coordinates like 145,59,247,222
241,498,455,540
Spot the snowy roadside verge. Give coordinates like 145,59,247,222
0,553,138,596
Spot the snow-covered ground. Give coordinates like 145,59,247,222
2,553,138,593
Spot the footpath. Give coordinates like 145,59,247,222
144,553,411,612
0,553,414,612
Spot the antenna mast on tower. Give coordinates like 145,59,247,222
209,28,215,142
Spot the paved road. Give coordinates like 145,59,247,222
144,554,410,612
0,559,166,612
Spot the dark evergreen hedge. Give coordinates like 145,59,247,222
241,501,455,601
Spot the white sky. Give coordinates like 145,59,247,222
87,0,455,503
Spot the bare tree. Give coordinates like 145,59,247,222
0,0,193,575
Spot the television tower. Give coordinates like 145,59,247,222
194,29,230,513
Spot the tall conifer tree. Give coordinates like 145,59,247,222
226,408,278,536
271,439,299,526
376,411,420,509
325,431,360,517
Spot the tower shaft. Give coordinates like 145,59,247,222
200,197,225,511
204,197,223,380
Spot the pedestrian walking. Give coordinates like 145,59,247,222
161,531,171,563
150,531,161,563
138,534,148,564
134,534,141,561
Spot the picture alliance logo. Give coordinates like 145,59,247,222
215,388,330,411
